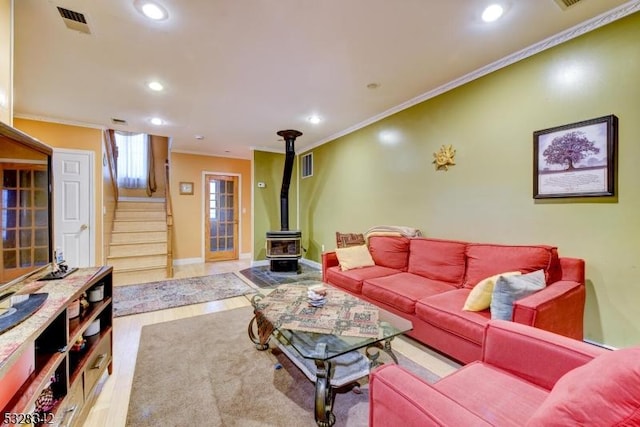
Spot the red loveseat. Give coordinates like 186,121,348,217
322,236,585,364
369,320,640,426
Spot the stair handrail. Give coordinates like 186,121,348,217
165,161,174,278
103,130,119,205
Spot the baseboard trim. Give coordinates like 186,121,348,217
583,338,618,350
300,258,321,269
173,257,204,266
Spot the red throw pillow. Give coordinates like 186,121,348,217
526,347,640,426
368,236,410,270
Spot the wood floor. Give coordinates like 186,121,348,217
84,260,460,427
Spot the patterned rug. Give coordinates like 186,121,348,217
238,263,322,288
113,272,256,317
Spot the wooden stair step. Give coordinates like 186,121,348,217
110,231,167,244
115,210,165,220
112,220,166,232
107,254,166,271
109,242,168,257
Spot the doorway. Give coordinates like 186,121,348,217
205,174,239,261
52,149,94,268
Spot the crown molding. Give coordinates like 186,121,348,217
170,148,249,160
303,0,640,154
13,113,105,130
250,146,286,154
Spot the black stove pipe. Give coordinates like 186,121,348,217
276,129,302,231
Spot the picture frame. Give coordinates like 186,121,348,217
179,181,194,195
533,115,618,199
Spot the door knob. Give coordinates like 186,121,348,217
80,224,88,231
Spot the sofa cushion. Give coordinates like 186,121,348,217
491,270,546,321
407,238,467,285
464,244,557,289
434,362,549,426
326,265,400,294
526,347,640,426
362,272,457,314
368,236,410,271
335,244,375,271
415,290,490,345
463,271,521,311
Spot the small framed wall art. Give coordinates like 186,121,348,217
533,115,618,199
179,181,194,195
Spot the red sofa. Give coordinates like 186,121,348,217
369,320,640,426
322,236,585,364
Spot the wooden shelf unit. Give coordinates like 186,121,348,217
0,266,113,427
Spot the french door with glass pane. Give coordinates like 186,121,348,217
205,174,239,261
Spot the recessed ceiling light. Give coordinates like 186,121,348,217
367,82,381,90
134,1,168,21
150,117,164,125
482,4,504,22
308,115,322,124
148,81,164,91
195,135,204,140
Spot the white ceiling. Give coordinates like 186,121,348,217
12,0,636,158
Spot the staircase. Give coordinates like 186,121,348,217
108,200,170,285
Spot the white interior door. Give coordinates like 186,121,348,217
53,149,94,268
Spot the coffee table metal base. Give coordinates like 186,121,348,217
248,313,401,427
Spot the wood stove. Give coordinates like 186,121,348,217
265,129,303,273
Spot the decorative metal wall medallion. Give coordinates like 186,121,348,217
433,145,456,171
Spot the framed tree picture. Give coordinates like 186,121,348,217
533,115,618,199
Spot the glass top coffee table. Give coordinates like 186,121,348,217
247,284,412,427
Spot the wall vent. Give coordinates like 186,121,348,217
301,152,313,178
57,6,91,34
111,118,128,125
553,0,583,10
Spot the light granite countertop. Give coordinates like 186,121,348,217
0,267,106,376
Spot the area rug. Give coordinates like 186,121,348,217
239,263,322,289
127,306,440,427
113,273,256,317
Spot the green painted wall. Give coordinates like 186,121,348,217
294,12,640,348
253,150,298,260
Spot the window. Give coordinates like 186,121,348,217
1,164,49,282
114,132,149,189
301,152,313,178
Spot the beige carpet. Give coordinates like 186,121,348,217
127,306,439,426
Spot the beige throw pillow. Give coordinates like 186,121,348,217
335,245,375,271
463,271,521,311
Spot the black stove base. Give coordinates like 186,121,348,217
269,259,300,273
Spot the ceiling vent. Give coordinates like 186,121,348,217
111,118,128,125
553,0,583,10
57,6,91,34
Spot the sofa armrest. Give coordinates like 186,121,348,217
369,365,490,427
513,280,585,339
481,320,606,391
321,251,339,282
